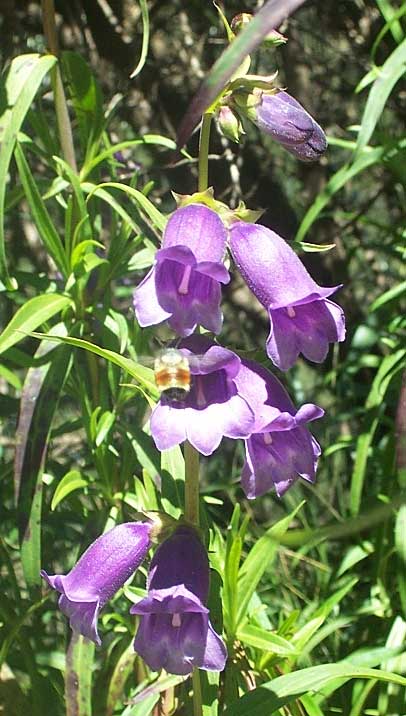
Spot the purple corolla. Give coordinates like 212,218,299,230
254,91,327,161
230,222,345,371
41,522,151,645
134,203,230,336
235,360,324,498
150,335,255,456
132,526,227,675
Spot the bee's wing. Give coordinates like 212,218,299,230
134,354,155,367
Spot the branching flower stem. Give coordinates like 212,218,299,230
184,107,215,716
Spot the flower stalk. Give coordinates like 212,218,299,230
184,105,216,716
198,112,214,192
41,0,77,172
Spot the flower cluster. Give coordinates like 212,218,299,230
134,202,344,499
42,522,227,675
43,54,344,681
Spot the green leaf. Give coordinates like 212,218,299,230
237,625,298,656
177,0,306,147
85,181,167,232
62,51,104,162
236,502,305,627
375,0,405,43
130,0,150,79
16,341,72,590
82,182,141,236
350,349,406,515
81,135,176,180
355,38,406,157
299,242,336,253
370,281,406,311
29,331,158,397
395,504,406,565
14,142,69,276
0,54,57,288
0,294,72,356
296,146,385,242
51,469,88,511
95,410,116,447
65,633,95,716
225,664,406,715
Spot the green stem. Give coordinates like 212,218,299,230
192,668,203,716
184,441,200,525
184,105,215,716
41,0,77,172
198,112,214,192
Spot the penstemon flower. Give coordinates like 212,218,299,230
230,221,345,371
131,526,227,675
253,90,327,162
41,522,152,645
150,335,255,456
134,203,230,336
235,360,324,498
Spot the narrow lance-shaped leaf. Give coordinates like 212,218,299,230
0,54,57,288
14,142,69,276
225,664,406,716
177,0,306,148
29,331,158,397
0,294,72,356
130,0,150,79
354,38,406,157
15,341,73,591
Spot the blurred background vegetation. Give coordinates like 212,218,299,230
0,1,405,715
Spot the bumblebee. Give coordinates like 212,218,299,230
153,348,191,402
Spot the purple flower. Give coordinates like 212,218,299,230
235,360,324,498
254,91,327,161
131,526,227,675
230,222,345,371
150,336,255,456
134,203,230,336
41,522,151,645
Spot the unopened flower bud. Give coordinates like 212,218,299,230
231,13,287,45
252,90,327,162
230,13,252,33
217,106,244,143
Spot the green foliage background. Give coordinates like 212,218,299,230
0,1,405,714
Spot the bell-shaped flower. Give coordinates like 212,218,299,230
230,222,345,371
150,335,255,456
254,91,327,161
131,526,227,675
41,522,152,645
234,359,324,498
134,203,230,336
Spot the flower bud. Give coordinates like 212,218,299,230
231,13,287,45
252,91,327,162
217,106,244,143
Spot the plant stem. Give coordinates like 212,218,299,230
198,112,214,192
192,668,203,716
184,441,200,525
41,0,77,172
184,103,215,716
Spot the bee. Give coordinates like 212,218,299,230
153,348,192,402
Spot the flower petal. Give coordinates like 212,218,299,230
163,203,227,263
133,268,171,327
230,222,338,310
41,522,151,645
